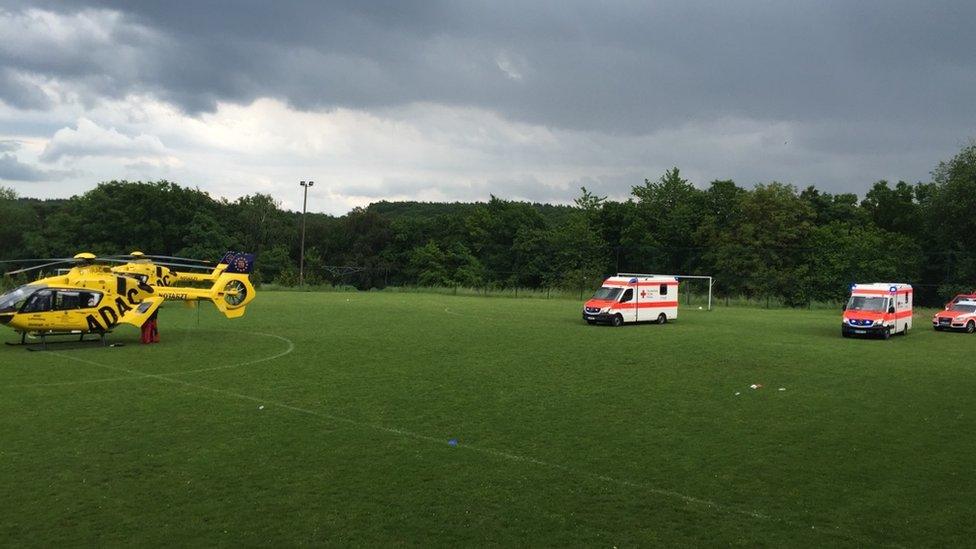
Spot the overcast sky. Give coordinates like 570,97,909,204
1,1,974,214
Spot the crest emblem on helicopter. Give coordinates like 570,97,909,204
226,253,255,274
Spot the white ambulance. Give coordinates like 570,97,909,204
582,275,679,326
841,283,913,339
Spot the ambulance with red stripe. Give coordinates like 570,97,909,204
932,293,976,333
841,283,913,339
582,275,678,326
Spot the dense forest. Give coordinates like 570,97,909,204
2,143,975,306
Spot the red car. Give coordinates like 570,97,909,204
932,294,976,333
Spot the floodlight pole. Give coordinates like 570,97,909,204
299,180,314,287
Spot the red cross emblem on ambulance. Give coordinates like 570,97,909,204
640,290,647,298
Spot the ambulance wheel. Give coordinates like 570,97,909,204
611,314,624,327
882,327,891,340
967,321,976,334
656,313,667,324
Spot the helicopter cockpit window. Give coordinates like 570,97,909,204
0,285,43,314
83,292,102,308
53,291,100,310
22,290,54,313
54,291,79,310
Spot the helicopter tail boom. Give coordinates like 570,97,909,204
172,262,228,283
154,272,255,319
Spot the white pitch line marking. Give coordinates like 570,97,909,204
1,331,294,389
41,352,899,547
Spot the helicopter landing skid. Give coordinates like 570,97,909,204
6,331,112,351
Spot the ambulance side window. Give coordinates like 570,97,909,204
620,289,634,303
660,284,668,296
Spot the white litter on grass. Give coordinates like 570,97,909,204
698,306,703,310
258,405,265,410
734,392,741,396
778,387,786,391
749,384,763,390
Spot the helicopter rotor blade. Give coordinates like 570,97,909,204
99,258,209,270
143,260,216,271
4,259,77,276
143,255,213,264
97,258,147,265
103,254,214,264
0,257,75,264
2,254,222,276
101,258,214,270
91,257,211,270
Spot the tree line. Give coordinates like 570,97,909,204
2,142,975,306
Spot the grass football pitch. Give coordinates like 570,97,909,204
1,292,973,547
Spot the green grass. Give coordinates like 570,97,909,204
1,292,973,547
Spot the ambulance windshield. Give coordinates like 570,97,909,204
847,296,888,312
592,287,623,301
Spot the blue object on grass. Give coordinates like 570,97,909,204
448,438,458,446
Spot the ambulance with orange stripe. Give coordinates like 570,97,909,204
841,283,913,339
582,275,678,326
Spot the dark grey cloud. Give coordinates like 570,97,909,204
2,0,975,199
0,68,53,110
9,1,974,132
0,152,71,181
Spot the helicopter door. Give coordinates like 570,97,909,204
20,289,57,331
54,290,100,330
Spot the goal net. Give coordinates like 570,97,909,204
617,273,714,310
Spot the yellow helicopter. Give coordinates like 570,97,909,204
0,252,256,347
107,250,233,286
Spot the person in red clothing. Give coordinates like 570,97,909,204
141,318,151,344
149,310,159,343
141,310,160,344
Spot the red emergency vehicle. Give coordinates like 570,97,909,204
932,293,976,333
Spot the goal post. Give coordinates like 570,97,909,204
617,273,714,311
